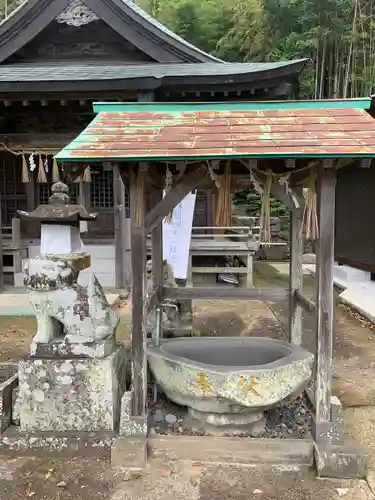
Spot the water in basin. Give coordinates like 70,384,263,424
164,341,291,366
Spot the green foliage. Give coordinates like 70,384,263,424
233,189,288,218
138,0,375,98
0,0,25,21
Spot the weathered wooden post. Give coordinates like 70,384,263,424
129,165,148,416
315,166,336,425
288,187,304,344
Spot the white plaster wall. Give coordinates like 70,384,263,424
14,244,116,288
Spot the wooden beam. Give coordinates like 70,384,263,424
295,290,316,314
144,165,207,235
315,166,336,423
250,166,304,211
25,172,37,238
114,164,131,290
271,182,302,211
0,192,3,291
360,158,372,168
163,286,288,301
289,189,304,344
129,166,147,417
285,159,296,169
335,158,355,169
150,188,164,292
147,168,163,189
138,90,155,102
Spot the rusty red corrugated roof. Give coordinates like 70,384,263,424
55,100,375,162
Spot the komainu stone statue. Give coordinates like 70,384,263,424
17,181,118,356
24,254,118,350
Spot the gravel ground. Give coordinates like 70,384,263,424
148,391,312,439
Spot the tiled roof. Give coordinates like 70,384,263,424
56,98,375,162
0,60,307,82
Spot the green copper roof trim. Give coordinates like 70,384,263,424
93,98,371,114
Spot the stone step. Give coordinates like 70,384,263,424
149,436,314,467
333,265,370,283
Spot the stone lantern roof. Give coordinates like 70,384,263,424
17,182,98,223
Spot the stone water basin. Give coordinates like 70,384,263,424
147,337,314,430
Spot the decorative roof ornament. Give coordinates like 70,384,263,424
55,0,100,27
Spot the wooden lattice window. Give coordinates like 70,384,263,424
38,183,78,205
90,167,113,208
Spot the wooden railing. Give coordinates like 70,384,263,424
1,217,28,274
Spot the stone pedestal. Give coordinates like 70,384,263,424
18,345,127,432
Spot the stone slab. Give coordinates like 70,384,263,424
19,345,127,432
0,364,18,433
199,464,374,500
32,336,116,359
118,391,148,437
111,437,147,469
340,282,375,324
149,435,314,466
0,427,114,457
315,437,368,479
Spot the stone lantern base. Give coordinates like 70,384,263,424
18,344,127,433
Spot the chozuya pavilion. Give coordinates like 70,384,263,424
53,97,374,476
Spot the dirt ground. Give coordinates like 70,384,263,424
1,262,375,499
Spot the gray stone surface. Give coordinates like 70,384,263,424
25,254,119,353
11,388,20,426
199,464,374,500
111,437,147,469
118,391,147,437
19,346,127,432
0,428,114,457
149,435,314,466
32,336,116,359
148,337,313,424
165,413,177,425
315,437,368,479
0,364,18,433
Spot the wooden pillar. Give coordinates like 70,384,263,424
128,90,155,415
0,192,3,291
288,188,304,344
114,165,131,290
315,166,336,423
130,165,147,416
25,173,36,239
150,187,163,291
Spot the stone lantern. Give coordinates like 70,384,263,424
15,182,125,434
18,181,95,256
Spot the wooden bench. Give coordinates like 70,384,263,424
233,216,289,261
187,225,260,288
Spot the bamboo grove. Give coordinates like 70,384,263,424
139,0,375,99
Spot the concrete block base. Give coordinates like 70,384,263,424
315,437,368,479
0,427,114,457
119,391,148,437
111,437,147,469
149,435,314,466
19,345,127,432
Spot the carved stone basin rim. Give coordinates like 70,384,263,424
147,336,313,373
